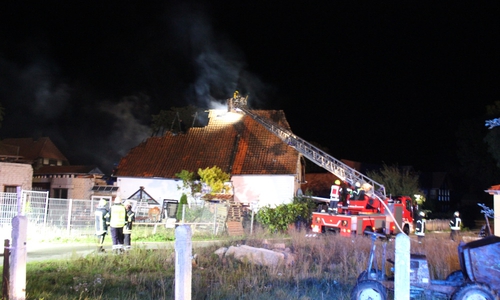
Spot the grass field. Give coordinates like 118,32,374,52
0,228,469,300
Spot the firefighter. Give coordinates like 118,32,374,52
328,180,341,215
123,201,136,251
450,211,462,241
415,211,426,243
339,181,349,204
109,196,127,253
94,199,109,252
351,182,362,200
233,90,240,99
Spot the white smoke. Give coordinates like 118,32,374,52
169,3,274,109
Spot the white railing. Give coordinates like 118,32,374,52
0,192,224,240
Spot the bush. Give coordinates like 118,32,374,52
177,194,188,221
256,196,316,232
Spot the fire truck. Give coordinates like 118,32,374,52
230,94,414,236
309,194,413,237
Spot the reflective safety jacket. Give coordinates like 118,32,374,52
95,207,109,235
330,184,340,200
450,216,462,231
415,217,426,236
123,209,136,234
110,204,127,228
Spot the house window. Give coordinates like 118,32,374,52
53,188,68,199
49,159,57,166
4,186,18,193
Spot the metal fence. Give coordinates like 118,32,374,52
0,191,224,241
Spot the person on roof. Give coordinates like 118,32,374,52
328,180,341,215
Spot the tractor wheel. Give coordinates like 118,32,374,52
445,270,465,282
350,280,387,300
452,283,498,300
403,224,410,235
357,269,387,282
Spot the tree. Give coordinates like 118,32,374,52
175,166,231,198
175,170,201,196
177,194,188,222
198,166,231,194
484,101,500,170
457,117,500,188
367,164,422,199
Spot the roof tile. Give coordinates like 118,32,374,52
115,109,300,178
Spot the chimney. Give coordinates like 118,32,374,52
227,97,233,112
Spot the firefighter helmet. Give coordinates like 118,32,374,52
355,182,361,188
335,180,341,185
114,196,122,204
98,199,107,207
124,201,132,208
454,211,459,217
419,211,425,217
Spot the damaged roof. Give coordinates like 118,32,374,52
115,109,300,178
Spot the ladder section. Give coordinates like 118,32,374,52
235,103,386,197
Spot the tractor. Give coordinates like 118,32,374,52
351,231,500,300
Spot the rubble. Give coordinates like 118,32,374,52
215,244,295,268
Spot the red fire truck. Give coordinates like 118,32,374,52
230,95,414,236
310,194,413,237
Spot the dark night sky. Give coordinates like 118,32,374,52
1,1,499,174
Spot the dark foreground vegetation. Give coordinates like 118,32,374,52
1,229,464,300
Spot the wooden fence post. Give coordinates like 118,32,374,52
2,239,10,300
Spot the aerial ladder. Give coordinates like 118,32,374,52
229,94,386,198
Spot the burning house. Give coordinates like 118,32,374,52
113,100,304,209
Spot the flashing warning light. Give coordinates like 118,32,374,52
311,225,321,233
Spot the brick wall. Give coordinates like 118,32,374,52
0,162,33,191
35,175,96,199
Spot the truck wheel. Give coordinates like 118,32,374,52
357,269,387,282
403,224,410,235
363,227,374,236
350,280,387,300
445,270,465,282
452,283,498,300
